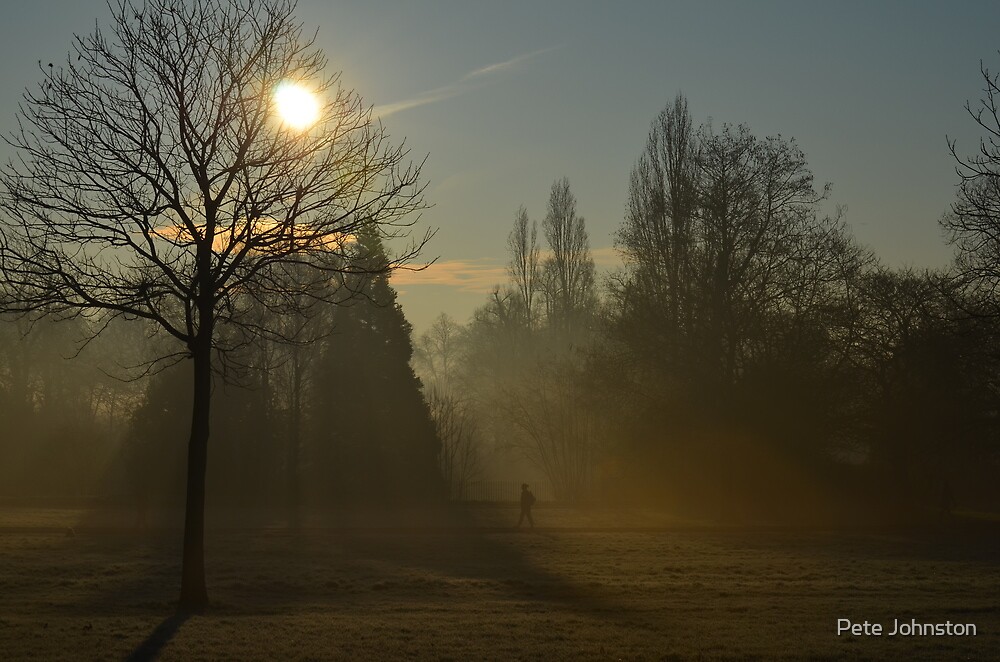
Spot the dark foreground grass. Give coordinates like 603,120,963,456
1,507,999,660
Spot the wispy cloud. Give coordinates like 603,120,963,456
370,86,458,119
460,46,559,82
392,258,507,293
374,46,558,119
392,246,621,294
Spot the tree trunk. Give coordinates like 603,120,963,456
286,343,301,527
179,333,212,611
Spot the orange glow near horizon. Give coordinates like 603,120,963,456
147,218,354,253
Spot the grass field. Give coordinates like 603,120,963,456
1,506,998,661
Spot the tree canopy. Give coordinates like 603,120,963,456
0,0,430,610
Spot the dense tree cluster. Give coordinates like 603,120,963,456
413,90,1000,519
0,316,145,499
0,230,442,512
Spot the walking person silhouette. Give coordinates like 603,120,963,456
517,483,535,529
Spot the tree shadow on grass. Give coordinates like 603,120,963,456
125,612,189,662
8,509,645,621
209,505,665,631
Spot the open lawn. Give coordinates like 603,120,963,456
1,507,998,660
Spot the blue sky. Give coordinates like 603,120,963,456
2,1,998,331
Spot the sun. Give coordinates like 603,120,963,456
274,82,320,130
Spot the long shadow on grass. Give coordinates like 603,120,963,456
200,506,662,633
22,509,1000,625
125,612,188,662
341,527,641,622
14,510,647,629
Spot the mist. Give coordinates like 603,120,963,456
3,1,1000,659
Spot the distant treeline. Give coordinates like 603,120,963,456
4,90,1000,521
413,94,1000,520
0,229,442,508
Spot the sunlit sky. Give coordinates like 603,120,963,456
2,1,1000,332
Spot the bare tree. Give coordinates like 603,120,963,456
943,57,1000,315
270,298,325,520
502,362,599,503
414,313,464,393
426,388,481,500
507,205,540,329
0,0,428,610
541,178,596,334
619,93,699,364
617,96,857,389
